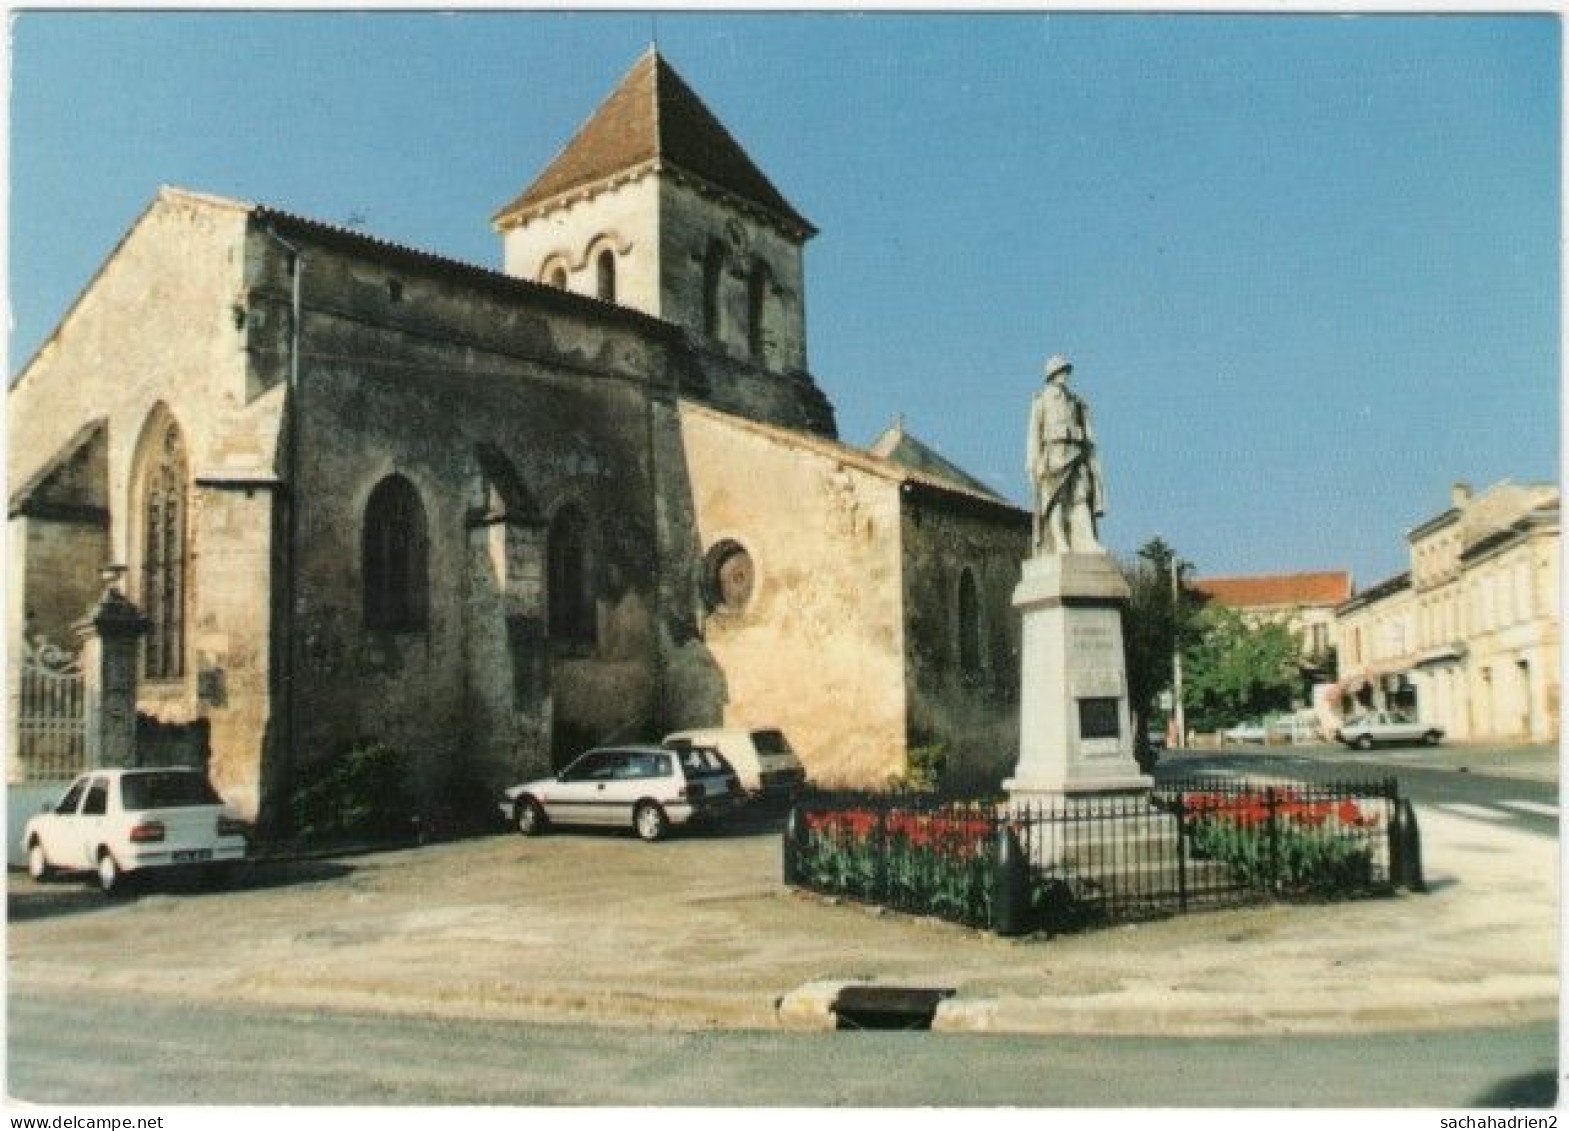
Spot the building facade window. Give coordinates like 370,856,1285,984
957,568,982,677
542,259,569,289
363,474,430,631
548,503,596,646
595,249,616,302
139,415,189,680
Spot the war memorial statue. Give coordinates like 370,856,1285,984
1027,355,1106,555
1007,354,1151,801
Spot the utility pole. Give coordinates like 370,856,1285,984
1170,554,1187,748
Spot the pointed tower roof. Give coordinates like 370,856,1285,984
494,49,815,237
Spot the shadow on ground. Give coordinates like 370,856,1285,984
8,859,356,922
1472,1070,1559,1108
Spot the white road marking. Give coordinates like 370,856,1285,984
1497,799,1560,818
1430,802,1512,823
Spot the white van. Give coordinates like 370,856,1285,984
661,728,806,803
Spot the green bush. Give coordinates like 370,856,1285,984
886,743,949,791
1189,818,1373,894
292,742,415,845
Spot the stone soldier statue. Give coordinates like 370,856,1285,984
1027,355,1106,554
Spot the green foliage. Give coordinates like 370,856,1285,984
292,742,415,845
1181,605,1305,731
1119,538,1204,756
891,743,949,791
1189,818,1374,894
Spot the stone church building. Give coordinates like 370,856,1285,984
8,50,1028,826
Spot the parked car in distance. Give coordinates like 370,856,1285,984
499,745,739,842
22,767,249,894
1222,720,1268,744
661,727,807,804
1267,712,1323,745
1334,711,1443,750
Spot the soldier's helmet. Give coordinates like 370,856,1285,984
1044,355,1073,381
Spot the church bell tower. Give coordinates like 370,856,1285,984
493,49,816,378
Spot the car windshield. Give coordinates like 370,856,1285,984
679,747,728,777
120,771,223,810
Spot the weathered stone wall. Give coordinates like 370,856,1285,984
8,190,275,812
258,219,676,804
678,338,837,439
659,179,807,375
900,490,1028,789
670,402,907,788
14,518,110,649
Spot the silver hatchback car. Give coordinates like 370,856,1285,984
499,745,739,842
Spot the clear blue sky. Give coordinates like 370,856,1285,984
9,12,1560,588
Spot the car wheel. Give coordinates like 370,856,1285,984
96,850,126,896
26,840,53,883
1355,735,1374,751
633,801,669,843
514,797,548,837
1423,731,1442,746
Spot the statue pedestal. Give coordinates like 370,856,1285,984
1005,553,1152,802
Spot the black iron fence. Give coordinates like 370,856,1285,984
783,778,1420,937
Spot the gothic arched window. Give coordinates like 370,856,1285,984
958,568,982,678
548,503,596,647
595,249,616,302
747,260,772,360
363,474,430,631
139,416,188,680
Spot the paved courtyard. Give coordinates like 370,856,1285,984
7,794,1557,1036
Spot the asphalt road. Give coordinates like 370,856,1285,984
6,988,1558,1107
1157,744,1559,837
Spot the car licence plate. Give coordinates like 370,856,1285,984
172,849,212,863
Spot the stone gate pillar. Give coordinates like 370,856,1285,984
73,569,147,769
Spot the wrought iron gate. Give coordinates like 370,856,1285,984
15,637,87,781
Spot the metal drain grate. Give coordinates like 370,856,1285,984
832,985,955,1031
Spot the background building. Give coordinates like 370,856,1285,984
1333,481,1559,743
1190,571,1352,665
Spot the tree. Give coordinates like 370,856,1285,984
1181,605,1304,730
1119,537,1204,769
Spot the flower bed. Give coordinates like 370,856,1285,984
1182,788,1382,894
787,780,1400,936
797,805,999,927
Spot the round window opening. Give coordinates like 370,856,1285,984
704,540,755,614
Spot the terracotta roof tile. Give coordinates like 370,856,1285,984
494,49,813,235
1192,571,1353,609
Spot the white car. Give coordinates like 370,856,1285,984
1334,711,1444,750
23,768,249,894
1223,720,1268,744
661,727,807,804
499,745,739,842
